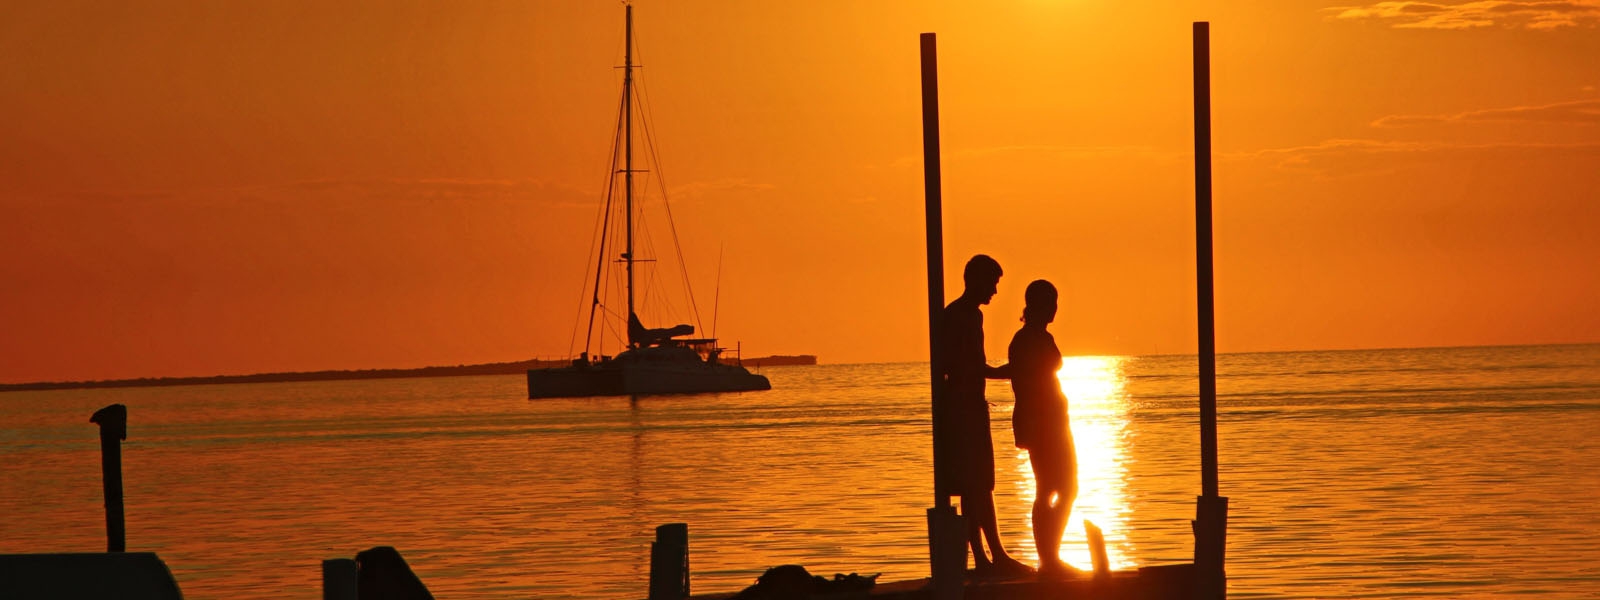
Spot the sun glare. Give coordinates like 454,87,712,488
1014,355,1133,570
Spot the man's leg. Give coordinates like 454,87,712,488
974,492,1029,572
960,495,992,570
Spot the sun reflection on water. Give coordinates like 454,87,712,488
1013,355,1132,570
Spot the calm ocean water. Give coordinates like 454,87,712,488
3,344,1599,599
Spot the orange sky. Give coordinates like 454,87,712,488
3,0,1598,383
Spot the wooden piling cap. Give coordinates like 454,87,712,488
90,404,127,440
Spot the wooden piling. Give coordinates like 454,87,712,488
920,31,968,600
1192,21,1229,600
322,558,358,600
89,404,127,553
1193,20,1219,504
919,31,948,512
649,523,689,600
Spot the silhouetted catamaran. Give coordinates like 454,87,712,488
527,4,770,399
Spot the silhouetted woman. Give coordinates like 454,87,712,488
1008,280,1077,575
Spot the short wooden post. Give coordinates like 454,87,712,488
1194,495,1229,599
648,523,688,600
322,558,358,600
926,506,966,600
89,404,127,553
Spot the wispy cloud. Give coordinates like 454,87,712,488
665,178,776,202
1327,1,1600,29
1373,99,1600,126
1231,138,1600,177
46,178,600,207
278,177,595,205
887,144,1179,169
47,177,780,210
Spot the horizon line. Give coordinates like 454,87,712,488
5,341,1598,390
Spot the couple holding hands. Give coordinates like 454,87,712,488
938,254,1078,578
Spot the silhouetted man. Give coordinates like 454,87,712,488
937,254,1028,576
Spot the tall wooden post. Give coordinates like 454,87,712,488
920,32,965,599
920,32,948,512
90,404,127,553
1194,22,1219,502
1192,21,1230,600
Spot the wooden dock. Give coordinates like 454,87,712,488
683,565,1199,600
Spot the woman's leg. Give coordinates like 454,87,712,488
1049,436,1079,571
1031,449,1065,570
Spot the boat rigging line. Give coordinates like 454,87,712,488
633,36,708,339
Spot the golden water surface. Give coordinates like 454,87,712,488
3,345,1598,598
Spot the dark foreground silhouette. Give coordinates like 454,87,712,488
730,565,879,600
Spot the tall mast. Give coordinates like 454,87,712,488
624,3,636,347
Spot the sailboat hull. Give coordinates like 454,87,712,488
527,360,771,399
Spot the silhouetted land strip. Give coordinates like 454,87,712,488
0,355,816,392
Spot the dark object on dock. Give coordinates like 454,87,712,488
729,565,879,600
89,404,127,553
324,558,359,600
1084,519,1110,579
649,523,690,600
354,546,434,600
701,565,1192,600
0,552,183,600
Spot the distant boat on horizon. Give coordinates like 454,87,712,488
527,5,770,399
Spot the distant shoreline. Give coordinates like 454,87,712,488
731,354,817,368
0,354,819,392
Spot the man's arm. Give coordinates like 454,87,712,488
984,363,1011,380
